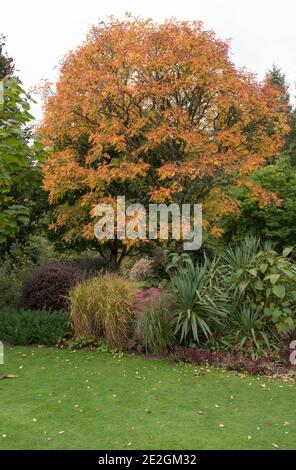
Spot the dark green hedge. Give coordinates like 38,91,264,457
0,308,71,345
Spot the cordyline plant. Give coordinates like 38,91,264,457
40,15,289,267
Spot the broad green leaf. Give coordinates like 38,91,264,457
272,284,286,299
247,268,258,277
283,247,293,257
254,279,264,290
259,263,268,274
265,274,280,285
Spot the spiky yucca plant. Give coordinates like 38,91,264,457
174,257,228,344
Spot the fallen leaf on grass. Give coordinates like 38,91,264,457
0,374,18,380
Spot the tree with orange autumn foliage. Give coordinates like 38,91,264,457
41,16,289,266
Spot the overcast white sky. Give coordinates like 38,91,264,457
1,0,295,120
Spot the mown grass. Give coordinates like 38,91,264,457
0,346,295,450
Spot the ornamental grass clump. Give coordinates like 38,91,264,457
141,294,174,355
69,275,136,349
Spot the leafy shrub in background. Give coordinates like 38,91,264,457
11,236,57,266
129,257,155,281
0,256,33,309
221,156,296,251
222,237,296,335
0,237,60,310
149,245,170,280
0,265,23,309
68,255,111,276
18,263,84,311
0,308,71,345
141,294,174,355
173,257,229,344
69,275,136,349
166,252,193,276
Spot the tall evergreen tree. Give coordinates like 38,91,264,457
266,65,296,154
0,34,14,79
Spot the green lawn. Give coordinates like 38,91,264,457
0,346,295,450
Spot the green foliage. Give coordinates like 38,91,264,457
227,303,276,360
59,335,102,350
170,236,296,357
0,308,71,345
221,235,261,298
173,257,228,344
266,65,290,107
166,252,192,276
222,237,296,335
69,275,136,349
222,157,296,249
0,77,44,246
149,245,170,281
0,265,23,309
0,236,70,310
220,66,296,250
141,295,174,355
0,247,34,309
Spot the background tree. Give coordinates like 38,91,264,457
0,77,44,252
220,66,296,249
41,17,289,267
0,34,14,79
220,156,296,249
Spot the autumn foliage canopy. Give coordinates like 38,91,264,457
41,16,289,260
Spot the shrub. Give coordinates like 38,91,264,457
173,257,229,344
0,308,71,345
222,237,296,336
69,275,136,349
18,263,84,311
226,303,278,360
141,295,174,355
69,255,111,276
0,266,23,309
166,252,193,277
150,246,170,280
0,258,32,309
129,257,154,281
